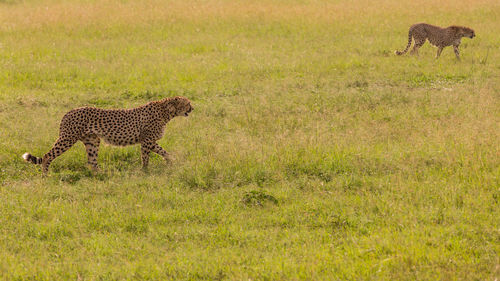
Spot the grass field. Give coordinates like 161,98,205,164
0,0,499,279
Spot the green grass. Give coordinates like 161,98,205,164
0,0,499,279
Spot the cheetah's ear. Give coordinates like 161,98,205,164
172,96,188,104
163,96,179,105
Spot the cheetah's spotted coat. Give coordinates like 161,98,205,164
395,23,475,59
23,96,193,173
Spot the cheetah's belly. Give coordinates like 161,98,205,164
95,127,141,146
100,134,140,146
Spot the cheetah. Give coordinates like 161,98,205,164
22,96,193,173
395,23,475,60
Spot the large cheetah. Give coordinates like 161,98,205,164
23,96,193,173
395,23,475,59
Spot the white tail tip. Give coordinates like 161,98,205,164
22,153,30,161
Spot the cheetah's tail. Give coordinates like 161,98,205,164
22,153,42,165
395,30,412,55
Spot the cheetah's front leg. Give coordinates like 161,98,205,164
453,44,461,60
141,141,172,169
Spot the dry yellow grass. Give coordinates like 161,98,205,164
0,0,499,280
2,0,499,29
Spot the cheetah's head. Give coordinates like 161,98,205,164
171,96,193,117
462,27,475,39
450,26,475,39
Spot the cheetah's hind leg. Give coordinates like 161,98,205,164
140,145,151,170
436,46,444,59
82,134,101,172
410,38,425,56
22,137,77,174
39,137,78,174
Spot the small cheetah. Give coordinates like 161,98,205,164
23,96,193,173
395,23,475,60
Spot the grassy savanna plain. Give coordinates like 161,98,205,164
0,0,499,279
